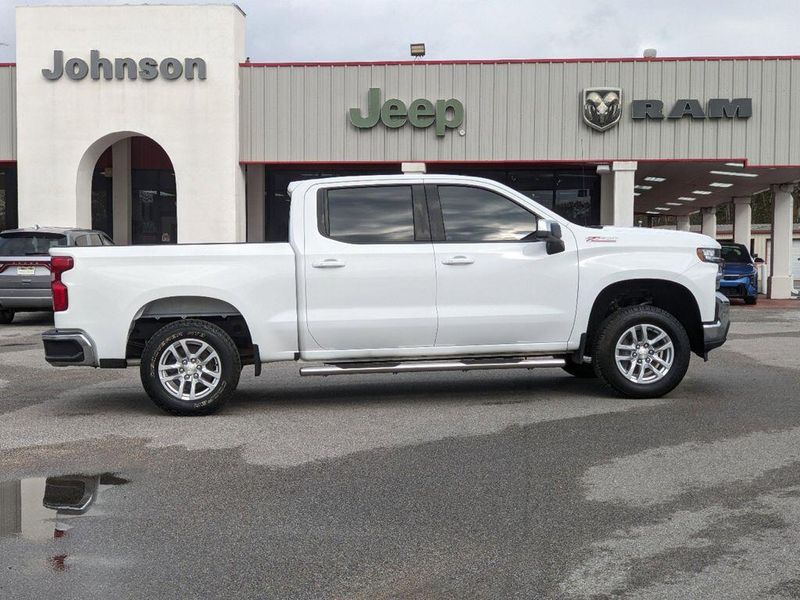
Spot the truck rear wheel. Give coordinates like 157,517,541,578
140,319,241,416
592,305,691,399
0,309,14,324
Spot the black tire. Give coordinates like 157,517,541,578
744,295,757,305
140,319,241,416
562,362,597,378
0,309,14,325
592,305,691,399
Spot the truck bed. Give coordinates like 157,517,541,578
49,243,299,362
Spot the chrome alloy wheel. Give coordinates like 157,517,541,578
158,338,222,401
614,323,674,384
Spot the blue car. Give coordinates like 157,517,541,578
718,241,759,305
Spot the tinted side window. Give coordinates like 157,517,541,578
437,186,537,242
74,235,90,247
324,186,415,244
88,234,103,246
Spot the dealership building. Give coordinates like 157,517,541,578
0,3,799,297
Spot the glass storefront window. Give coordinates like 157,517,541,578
0,167,18,232
91,169,113,238
132,170,177,244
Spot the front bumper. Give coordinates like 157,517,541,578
719,277,757,299
42,329,98,367
702,292,730,357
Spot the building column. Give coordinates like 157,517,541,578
245,165,266,242
676,215,691,231
597,165,614,226
768,184,795,299
612,161,637,227
701,207,717,239
597,161,637,227
111,138,132,245
733,197,752,249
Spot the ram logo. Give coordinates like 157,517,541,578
582,88,622,132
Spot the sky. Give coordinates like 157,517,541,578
1,0,800,63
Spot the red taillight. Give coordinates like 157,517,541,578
50,256,74,312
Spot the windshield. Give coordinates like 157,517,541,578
720,243,752,264
0,233,68,256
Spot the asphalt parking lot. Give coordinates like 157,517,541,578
1,302,799,599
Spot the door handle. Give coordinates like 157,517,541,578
441,255,475,265
312,258,346,268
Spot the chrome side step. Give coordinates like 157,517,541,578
299,357,566,377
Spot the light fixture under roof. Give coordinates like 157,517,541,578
644,176,666,182
709,170,758,178
709,182,734,188
646,211,660,215
724,162,745,168
634,185,653,190
655,207,670,211
666,202,682,206
678,196,696,201
693,190,712,195
634,192,641,196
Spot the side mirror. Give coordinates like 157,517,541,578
43,475,100,514
754,257,765,265
535,218,562,240
535,218,565,255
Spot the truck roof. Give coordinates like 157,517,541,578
287,173,493,195
1,226,101,236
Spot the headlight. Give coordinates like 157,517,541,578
697,247,722,263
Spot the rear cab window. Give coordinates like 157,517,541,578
318,185,428,244
0,232,68,257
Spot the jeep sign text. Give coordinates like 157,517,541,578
42,50,207,81
349,88,464,136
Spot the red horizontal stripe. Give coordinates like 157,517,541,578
240,55,800,68
240,158,800,169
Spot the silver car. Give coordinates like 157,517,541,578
0,227,113,324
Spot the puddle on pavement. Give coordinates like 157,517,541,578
0,473,128,546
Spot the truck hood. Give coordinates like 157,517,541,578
580,226,719,249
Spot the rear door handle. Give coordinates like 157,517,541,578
312,258,346,269
441,255,475,265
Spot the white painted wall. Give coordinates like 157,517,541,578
15,5,246,242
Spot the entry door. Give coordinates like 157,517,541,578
429,184,579,348
304,184,438,352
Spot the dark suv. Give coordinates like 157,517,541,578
0,227,113,324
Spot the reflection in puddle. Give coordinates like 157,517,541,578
0,473,128,571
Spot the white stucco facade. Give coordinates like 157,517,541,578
14,4,246,243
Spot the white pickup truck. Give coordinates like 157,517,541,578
42,174,729,415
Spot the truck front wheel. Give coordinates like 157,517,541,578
592,306,691,399
0,309,14,324
140,319,241,416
